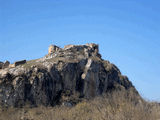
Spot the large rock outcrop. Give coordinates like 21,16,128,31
0,44,139,107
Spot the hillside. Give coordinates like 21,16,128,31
0,43,159,120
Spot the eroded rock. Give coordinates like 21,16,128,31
0,44,139,107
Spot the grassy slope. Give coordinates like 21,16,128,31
0,91,159,120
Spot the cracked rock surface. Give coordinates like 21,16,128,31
0,44,138,107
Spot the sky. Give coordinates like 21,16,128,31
0,0,160,101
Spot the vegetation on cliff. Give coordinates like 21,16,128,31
0,44,159,120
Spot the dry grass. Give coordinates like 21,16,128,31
22,59,39,69
0,91,159,120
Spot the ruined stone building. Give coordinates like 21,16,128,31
48,45,60,55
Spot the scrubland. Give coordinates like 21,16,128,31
0,90,159,120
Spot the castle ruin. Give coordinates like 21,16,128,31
48,45,60,55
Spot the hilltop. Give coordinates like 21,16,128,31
0,43,139,107
0,43,159,120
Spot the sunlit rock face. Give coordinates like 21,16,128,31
0,43,138,107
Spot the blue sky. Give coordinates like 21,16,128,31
0,0,160,101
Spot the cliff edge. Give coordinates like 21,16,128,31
0,43,139,107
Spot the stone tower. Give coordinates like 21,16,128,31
48,45,60,54
48,45,54,54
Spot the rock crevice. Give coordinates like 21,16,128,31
0,44,138,107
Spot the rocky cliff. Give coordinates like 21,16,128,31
0,44,139,107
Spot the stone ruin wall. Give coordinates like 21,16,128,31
48,45,61,55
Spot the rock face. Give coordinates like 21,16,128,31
0,44,138,107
